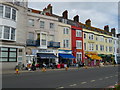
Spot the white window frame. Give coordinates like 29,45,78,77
63,27,69,34
40,21,45,28
76,52,82,62
76,30,82,37
76,40,82,49
0,26,16,41
63,39,69,48
1,5,17,21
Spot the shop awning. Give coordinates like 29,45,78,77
86,54,102,60
59,54,75,59
37,53,57,59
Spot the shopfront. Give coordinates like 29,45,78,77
36,49,58,68
58,50,75,66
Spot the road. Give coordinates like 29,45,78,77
2,65,119,89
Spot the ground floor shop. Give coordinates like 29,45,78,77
0,45,26,71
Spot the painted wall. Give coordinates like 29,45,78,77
83,28,114,55
71,26,84,63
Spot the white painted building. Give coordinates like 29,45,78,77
0,0,28,71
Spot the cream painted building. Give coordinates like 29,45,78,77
56,22,71,51
83,28,114,55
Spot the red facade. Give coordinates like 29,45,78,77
71,26,84,63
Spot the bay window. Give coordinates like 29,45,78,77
5,6,11,18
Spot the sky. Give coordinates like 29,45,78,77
28,1,119,33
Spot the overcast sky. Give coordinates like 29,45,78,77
28,2,118,33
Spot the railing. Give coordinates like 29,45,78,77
26,39,40,46
47,41,60,48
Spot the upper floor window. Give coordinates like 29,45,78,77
76,40,82,49
100,45,104,51
49,35,54,41
89,43,94,51
0,26,16,41
0,4,17,21
88,34,94,40
28,19,34,27
0,26,2,39
96,45,98,50
63,27,69,34
63,39,69,48
5,6,11,18
84,33,86,39
84,43,86,50
76,30,82,37
62,19,67,24
96,36,98,41
50,23,54,29
28,32,34,40
109,47,112,52
41,33,47,46
40,21,45,28
100,36,104,42
0,5,3,17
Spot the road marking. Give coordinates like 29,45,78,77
105,77,109,79
110,76,113,77
99,78,103,80
90,80,95,82
58,86,64,89
69,84,77,87
115,75,118,76
81,82,87,84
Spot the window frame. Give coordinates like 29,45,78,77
76,30,82,37
76,40,82,49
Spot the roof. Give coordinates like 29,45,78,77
27,8,112,36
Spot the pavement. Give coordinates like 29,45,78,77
2,65,119,88
1,64,118,75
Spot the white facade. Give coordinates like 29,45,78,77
0,1,28,71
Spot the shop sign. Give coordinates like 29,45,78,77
38,49,54,53
59,50,72,54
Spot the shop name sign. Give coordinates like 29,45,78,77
38,50,54,53
59,50,72,54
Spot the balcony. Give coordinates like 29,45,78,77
26,39,40,46
47,41,60,48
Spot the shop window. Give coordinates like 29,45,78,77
0,47,17,62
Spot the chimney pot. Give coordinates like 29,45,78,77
73,15,79,22
85,19,91,26
62,10,68,19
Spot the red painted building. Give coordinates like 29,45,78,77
71,25,84,64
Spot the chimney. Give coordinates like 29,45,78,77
85,19,91,26
43,4,52,14
111,28,116,37
73,15,79,22
104,25,109,32
62,10,68,19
